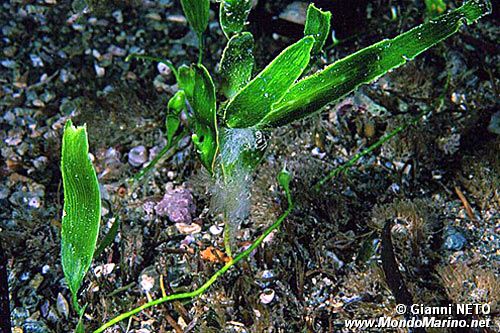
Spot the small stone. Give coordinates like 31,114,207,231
279,2,308,25
487,111,500,135
29,274,44,290
94,263,115,277
175,222,201,234
94,63,105,77
139,267,157,292
5,131,23,146
30,54,44,67
166,14,187,24
259,289,275,304
32,99,45,107
209,225,223,235
146,12,162,21
128,145,148,167
443,227,467,251
92,49,101,60
59,69,70,83
107,45,126,57
28,197,41,209
311,147,326,159
112,10,123,23
157,62,172,77
1,60,17,69
41,265,50,275
56,293,69,319
181,235,195,246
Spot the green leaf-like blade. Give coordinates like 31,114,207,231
61,120,101,312
180,0,210,37
220,32,254,99
220,0,253,38
224,36,315,128
304,3,332,55
166,90,186,147
184,64,218,173
190,64,217,126
178,65,195,98
258,0,491,128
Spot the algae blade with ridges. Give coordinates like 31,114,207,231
61,120,101,311
258,0,491,128
224,36,315,128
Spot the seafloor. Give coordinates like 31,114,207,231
0,0,498,332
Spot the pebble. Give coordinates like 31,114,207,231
94,263,116,278
108,45,126,57
112,10,123,24
279,2,308,25
146,12,162,21
128,145,148,167
166,14,187,24
487,111,500,135
175,222,201,234
29,54,44,67
443,227,467,251
259,289,275,304
325,251,344,269
139,267,157,292
41,265,50,275
94,63,105,77
56,293,69,319
209,225,223,235
157,62,172,77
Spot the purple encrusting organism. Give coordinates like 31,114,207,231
154,187,196,224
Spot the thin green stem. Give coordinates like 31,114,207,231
223,219,233,258
93,187,293,333
71,293,82,316
314,112,426,190
198,32,204,65
132,132,186,182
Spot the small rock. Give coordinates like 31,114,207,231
29,54,44,67
128,145,148,167
146,12,162,21
56,293,69,319
107,45,126,57
112,10,123,23
487,111,500,135
29,273,43,290
325,251,344,269
443,227,467,251
209,225,223,235
41,265,50,275
157,62,172,77
28,196,41,209
1,60,17,69
166,14,187,24
139,267,157,292
92,49,101,60
259,289,275,304
94,63,105,77
279,2,308,25
94,263,115,277
33,156,48,170
175,222,201,234
311,147,326,159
